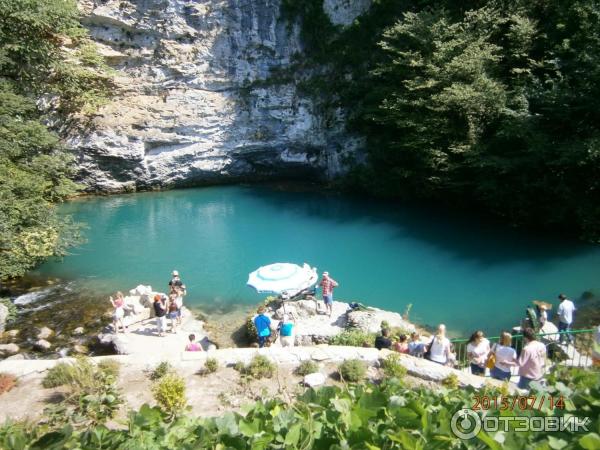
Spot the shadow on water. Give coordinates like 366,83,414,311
236,185,597,268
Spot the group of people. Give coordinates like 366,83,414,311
373,293,582,390
110,270,187,337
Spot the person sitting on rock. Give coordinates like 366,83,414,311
408,332,425,357
375,328,392,350
185,333,203,351
394,334,409,354
254,306,272,348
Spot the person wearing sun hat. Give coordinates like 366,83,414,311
319,271,338,317
168,270,186,295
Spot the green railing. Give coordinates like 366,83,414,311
450,328,596,372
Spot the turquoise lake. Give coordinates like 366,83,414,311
34,185,600,337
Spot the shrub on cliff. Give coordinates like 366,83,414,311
234,355,275,379
338,359,367,382
329,329,376,347
152,372,187,419
295,360,319,376
380,353,407,379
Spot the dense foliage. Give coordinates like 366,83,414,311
284,0,600,239
1,367,598,449
0,0,111,278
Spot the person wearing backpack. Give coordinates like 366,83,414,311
426,324,452,365
490,331,517,381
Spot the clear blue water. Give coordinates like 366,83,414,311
34,185,600,337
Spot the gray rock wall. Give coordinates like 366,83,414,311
73,0,368,192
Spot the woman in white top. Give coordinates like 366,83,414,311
466,330,490,376
427,324,452,365
491,331,518,381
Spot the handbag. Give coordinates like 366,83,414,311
485,344,497,369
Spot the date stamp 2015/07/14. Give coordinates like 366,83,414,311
471,395,565,412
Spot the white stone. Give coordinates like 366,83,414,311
0,343,20,356
72,327,85,336
34,339,52,351
303,372,326,387
36,327,54,340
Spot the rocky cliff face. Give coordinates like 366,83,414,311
73,0,369,192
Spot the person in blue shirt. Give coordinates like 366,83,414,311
279,313,295,347
254,306,272,348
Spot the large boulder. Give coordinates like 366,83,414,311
303,372,326,387
97,333,132,355
0,343,20,357
347,308,415,334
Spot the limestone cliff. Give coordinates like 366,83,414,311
72,0,369,192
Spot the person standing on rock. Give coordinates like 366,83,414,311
169,270,186,296
167,293,180,334
254,306,272,348
153,294,168,337
109,291,127,333
319,271,338,317
557,293,576,344
278,313,295,347
517,327,547,390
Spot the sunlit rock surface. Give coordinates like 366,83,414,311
73,0,368,192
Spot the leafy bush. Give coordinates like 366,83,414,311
150,361,173,381
295,360,319,376
41,358,122,426
339,359,367,382
442,373,459,389
329,330,376,347
204,358,218,374
380,353,407,379
152,372,187,419
0,373,17,395
234,355,276,379
1,367,598,448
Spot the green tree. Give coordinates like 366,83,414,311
0,0,111,278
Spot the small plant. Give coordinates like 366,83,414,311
234,355,276,379
204,357,218,374
150,361,173,381
338,359,367,383
329,330,376,347
43,362,74,388
0,373,17,395
246,355,275,379
381,353,407,379
152,372,187,419
97,359,121,378
442,373,459,389
295,360,319,376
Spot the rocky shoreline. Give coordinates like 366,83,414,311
1,279,421,362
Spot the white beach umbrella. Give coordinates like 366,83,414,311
247,262,318,296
